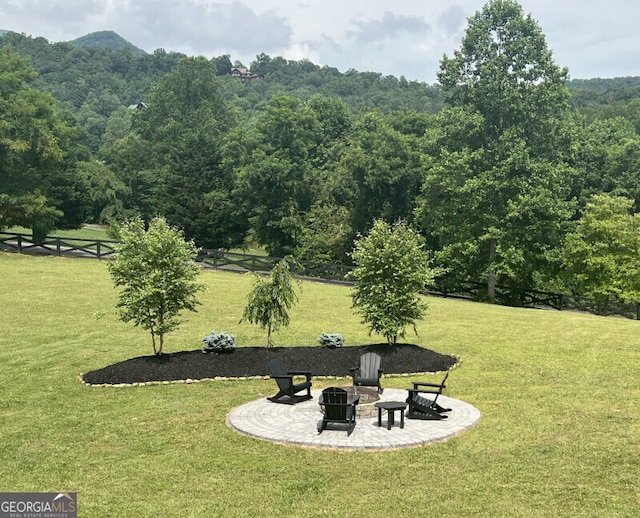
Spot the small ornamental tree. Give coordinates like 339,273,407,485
107,215,206,355
241,257,299,347
349,219,436,345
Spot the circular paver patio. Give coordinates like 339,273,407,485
227,388,480,451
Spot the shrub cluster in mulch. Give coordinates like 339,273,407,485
82,343,456,385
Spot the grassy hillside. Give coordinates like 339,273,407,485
0,253,638,517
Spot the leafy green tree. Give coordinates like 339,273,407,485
100,107,133,151
16,191,64,238
305,94,353,143
339,112,423,239
212,54,232,76
241,258,300,347
295,203,352,263
0,194,18,229
349,220,436,345
234,94,321,256
0,190,63,239
100,130,161,219
76,160,129,223
562,194,640,305
571,117,640,208
416,0,575,300
0,47,90,239
107,56,243,248
291,95,354,262
107,216,207,355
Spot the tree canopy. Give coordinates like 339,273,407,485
417,0,575,300
349,220,436,345
0,47,89,240
107,216,206,355
562,194,640,304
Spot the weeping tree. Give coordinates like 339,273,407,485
241,257,300,347
107,216,206,355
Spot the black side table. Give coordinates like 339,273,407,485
374,401,407,430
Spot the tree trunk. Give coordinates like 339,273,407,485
487,238,497,302
151,330,158,355
156,313,164,355
32,227,47,245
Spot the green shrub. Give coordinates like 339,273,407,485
318,332,344,348
202,331,236,354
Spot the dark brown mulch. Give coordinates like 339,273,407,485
82,343,456,385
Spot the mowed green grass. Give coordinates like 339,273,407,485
4,225,112,241
1,252,639,517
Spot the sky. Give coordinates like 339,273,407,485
1,0,639,84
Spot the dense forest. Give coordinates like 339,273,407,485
2,0,640,304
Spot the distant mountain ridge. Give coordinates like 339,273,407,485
0,29,146,56
1,28,638,89
69,30,146,56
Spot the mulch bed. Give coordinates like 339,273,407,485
82,343,456,385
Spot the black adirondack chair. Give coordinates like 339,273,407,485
406,372,452,420
318,387,360,436
350,352,383,393
267,358,313,404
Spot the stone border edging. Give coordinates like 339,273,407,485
77,366,459,388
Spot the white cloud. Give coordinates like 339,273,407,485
346,12,430,45
438,5,467,38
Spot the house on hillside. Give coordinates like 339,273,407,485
128,102,148,110
230,67,261,81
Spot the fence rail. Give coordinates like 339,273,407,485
2,231,639,319
428,281,640,319
0,232,117,259
196,248,355,282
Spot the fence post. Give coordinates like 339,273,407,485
56,237,61,256
97,241,101,259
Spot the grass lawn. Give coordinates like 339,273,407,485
1,252,639,517
4,225,112,241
